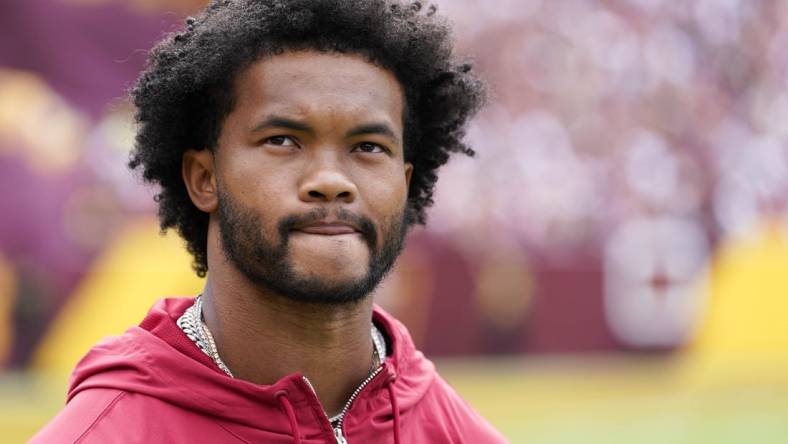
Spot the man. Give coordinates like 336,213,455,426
32,0,504,442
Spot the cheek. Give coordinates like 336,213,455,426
222,154,292,209
362,168,409,216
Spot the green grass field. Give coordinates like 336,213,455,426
4,354,788,443
441,355,788,443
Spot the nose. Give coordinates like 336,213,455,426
298,161,358,204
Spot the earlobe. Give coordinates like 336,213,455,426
182,149,218,213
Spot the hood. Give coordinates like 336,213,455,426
67,298,436,439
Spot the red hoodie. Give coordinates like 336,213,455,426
31,298,508,443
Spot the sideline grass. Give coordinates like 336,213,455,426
437,354,788,443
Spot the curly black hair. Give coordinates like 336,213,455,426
129,0,486,276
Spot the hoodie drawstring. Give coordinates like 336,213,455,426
276,391,302,444
386,375,401,444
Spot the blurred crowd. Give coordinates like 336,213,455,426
1,0,787,370
439,0,788,247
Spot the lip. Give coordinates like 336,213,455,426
294,222,360,236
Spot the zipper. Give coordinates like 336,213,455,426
334,427,348,444
302,364,385,444
333,365,384,438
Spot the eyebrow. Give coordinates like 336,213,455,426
252,115,400,145
252,116,313,133
345,123,400,145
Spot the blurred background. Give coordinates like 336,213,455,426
2,0,788,442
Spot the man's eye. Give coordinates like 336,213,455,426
264,136,297,147
354,142,386,154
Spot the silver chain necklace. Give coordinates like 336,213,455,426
177,296,235,377
176,295,387,381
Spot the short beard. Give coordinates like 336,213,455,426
217,189,408,305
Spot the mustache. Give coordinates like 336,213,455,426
277,208,378,249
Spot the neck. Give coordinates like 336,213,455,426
199,270,376,417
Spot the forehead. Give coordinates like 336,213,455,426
231,50,405,128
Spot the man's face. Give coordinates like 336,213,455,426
213,51,412,304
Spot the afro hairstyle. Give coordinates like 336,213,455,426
129,0,486,276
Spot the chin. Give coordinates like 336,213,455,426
291,257,369,280
280,276,376,305
297,270,369,291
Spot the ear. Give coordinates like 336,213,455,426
182,149,218,213
404,162,414,190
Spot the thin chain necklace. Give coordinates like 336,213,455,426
177,295,387,381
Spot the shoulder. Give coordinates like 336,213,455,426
418,373,509,443
29,388,234,444
30,388,128,444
